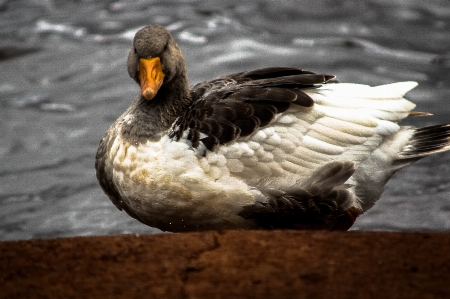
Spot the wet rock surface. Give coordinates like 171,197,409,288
1,230,449,298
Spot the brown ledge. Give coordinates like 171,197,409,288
1,230,449,298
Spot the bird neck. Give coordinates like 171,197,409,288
120,74,192,143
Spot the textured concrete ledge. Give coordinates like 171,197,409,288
1,230,450,299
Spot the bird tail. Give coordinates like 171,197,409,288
399,124,450,159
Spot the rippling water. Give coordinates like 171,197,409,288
1,0,450,240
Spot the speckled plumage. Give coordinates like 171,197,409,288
95,25,450,232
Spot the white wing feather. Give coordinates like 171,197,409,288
207,82,418,192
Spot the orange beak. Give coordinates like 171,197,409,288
139,57,165,100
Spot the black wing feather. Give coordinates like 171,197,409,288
238,162,356,230
169,67,335,152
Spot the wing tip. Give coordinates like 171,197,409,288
380,81,418,96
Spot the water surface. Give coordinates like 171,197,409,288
1,0,450,240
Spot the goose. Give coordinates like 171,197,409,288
95,25,450,232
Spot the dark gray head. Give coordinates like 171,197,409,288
127,25,187,100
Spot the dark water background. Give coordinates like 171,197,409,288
1,0,450,240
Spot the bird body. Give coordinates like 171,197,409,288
96,25,450,232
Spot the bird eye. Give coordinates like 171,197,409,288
164,42,168,51
134,48,137,54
